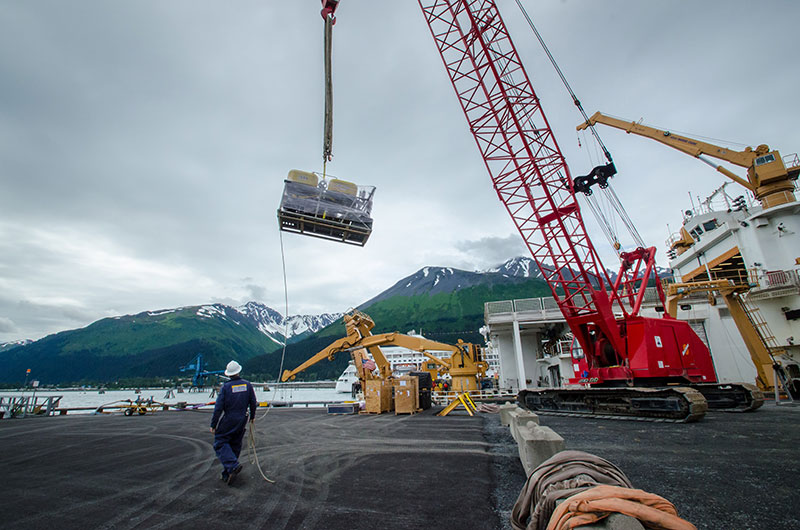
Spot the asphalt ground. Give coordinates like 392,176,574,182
0,403,797,530
0,407,524,530
531,403,800,529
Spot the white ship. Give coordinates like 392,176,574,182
483,178,800,398
665,181,800,393
335,363,359,393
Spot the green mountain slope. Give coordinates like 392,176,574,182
2,260,554,386
0,306,281,385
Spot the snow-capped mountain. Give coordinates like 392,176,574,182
363,256,673,307
0,339,33,353
364,266,493,304
145,302,342,344
487,256,672,283
361,259,544,307
486,256,543,278
237,301,341,342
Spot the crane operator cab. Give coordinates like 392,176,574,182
277,169,375,246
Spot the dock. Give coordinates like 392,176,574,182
0,404,798,529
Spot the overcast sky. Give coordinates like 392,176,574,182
2,1,799,342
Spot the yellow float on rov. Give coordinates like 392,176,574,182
278,169,375,246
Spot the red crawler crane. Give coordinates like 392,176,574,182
320,0,762,420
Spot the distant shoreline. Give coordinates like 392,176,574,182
0,380,337,392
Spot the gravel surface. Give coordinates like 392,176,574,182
529,403,800,529
0,407,522,530
1,403,795,529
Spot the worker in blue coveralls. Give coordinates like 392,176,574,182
210,360,258,485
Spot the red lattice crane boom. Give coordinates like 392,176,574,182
313,0,762,419
416,0,719,388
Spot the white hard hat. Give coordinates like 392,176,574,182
225,360,242,376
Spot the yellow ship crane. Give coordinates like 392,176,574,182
665,280,775,396
577,111,800,209
420,348,489,393
280,310,487,392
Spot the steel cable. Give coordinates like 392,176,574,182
240,226,294,484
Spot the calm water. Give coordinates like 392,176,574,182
1,385,349,413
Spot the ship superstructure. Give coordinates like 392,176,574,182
666,181,800,393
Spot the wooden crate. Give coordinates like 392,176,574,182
364,380,393,413
393,377,419,414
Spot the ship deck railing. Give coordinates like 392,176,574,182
431,389,517,406
0,395,62,418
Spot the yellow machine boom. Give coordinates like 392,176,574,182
280,310,487,392
665,280,779,392
578,111,799,209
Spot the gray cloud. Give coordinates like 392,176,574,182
0,297,99,340
455,234,528,270
209,297,243,308
0,317,18,334
1,1,798,341
244,284,268,303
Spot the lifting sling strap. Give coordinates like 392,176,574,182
322,11,334,175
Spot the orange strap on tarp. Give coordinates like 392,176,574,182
545,485,697,530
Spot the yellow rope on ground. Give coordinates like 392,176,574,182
247,424,275,484
242,220,295,484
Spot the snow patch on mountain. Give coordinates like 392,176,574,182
237,301,342,341
486,256,541,278
147,309,177,317
486,256,672,283
197,305,228,319
0,339,33,352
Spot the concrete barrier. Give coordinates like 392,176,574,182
510,410,540,442
500,405,564,475
517,424,565,476
499,402,518,426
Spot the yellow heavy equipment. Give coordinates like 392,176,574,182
280,310,487,408
665,279,781,396
421,348,489,393
577,111,800,210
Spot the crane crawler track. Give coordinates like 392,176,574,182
688,382,764,412
518,386,708,423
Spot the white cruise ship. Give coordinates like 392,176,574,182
335,363,359,393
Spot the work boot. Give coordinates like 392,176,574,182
226,464,242,486
221,470,229,482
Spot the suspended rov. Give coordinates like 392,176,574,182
278,169,375,246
